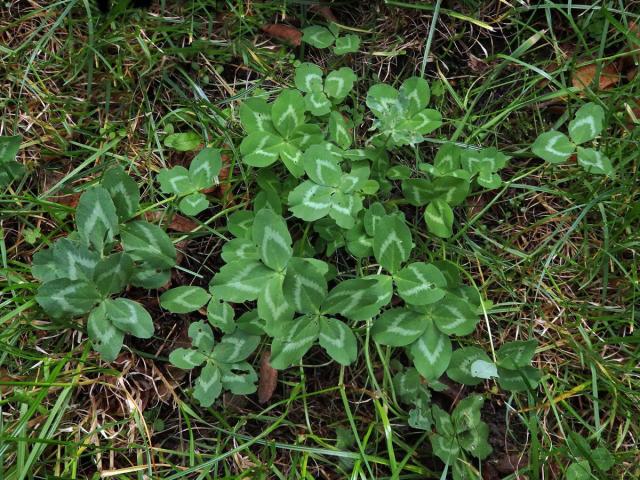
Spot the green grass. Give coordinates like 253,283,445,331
1,0,639,478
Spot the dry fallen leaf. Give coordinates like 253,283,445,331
310,5,337,23
261,24,302,46
572,61,620,91
258,351,278,403
145,211,198,233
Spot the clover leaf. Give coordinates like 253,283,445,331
0,135,25,187
169,321,259,407
302,24,361,55
288,143,369,229
366,76,442,147
294,63,357,116
157,147,223,215
532,102,612,175
240,90,323,177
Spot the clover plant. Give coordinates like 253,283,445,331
532,102,613,175
302,23,360,55
157,147,223,215
403,142,509,237
366,76,442,147
163,61,545,455
33,167,177,360
564,431,615,479
0,135,24,186
431,395,492,478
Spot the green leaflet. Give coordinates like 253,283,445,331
158,166,192,195
219,362,258,395
496,365,541,392
432,296,479,336
120,221,177,269
87,302,124,362
32,238,98,283
93,252,134,296
164,132,201,151
394,262,447,305
193,363,223,407
321,278,378,319
283,258,327,314
333,34,360,55
302,143,342,187
424,199,454,238
102,167,140,221
270,315,319,369
160,286,211,314
104,298,154,339
531,130,574,164
207,300,236,334
373,215,413,274
577,147,613,175
569,103,605,144
318,317,357,365
36,278,101,319
496,340,537,369
75,186,119,252
170,347,207,369
239,97,274,132
302,26,335,49
288,181,333,221
252,208,292,272
410,319,452,380
324,68,357,100
0,135,24,186
212,330,260,363
189,147,222,189
272,89,305,138
179,192,208,216
371,308,426,347
294,63,324,93
447,347,492,385
189,321,215,353
210,259,275,303
258,276,294,336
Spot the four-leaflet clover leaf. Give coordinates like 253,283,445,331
270,271,377,369
33,167,177,360
288,143,370,229
169,321,259,407
294,63,357,116
158,147,223,215
430,395,492,472
532,102,613,175
239,90,323,177
366,76,442,147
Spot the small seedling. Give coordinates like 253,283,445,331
302,23,360,55
532,102,613,175
157,147,223,215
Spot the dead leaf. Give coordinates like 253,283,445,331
145,211,198,233
258,351,278,403
310,5,337,23
572,61,620,90
261,24,302,46
468,54,489,74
